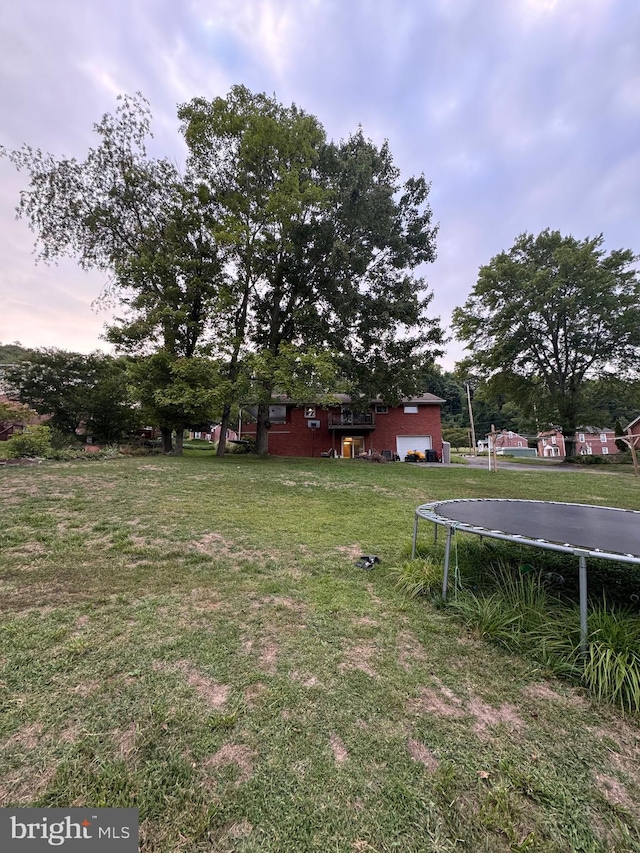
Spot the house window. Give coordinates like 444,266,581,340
304,407,316,418
542,438,547,446
551,436,556,445
600,433,607,443
602,447,609,455
375,405,388,414
579,433,585,443
508,431,513,438
403,405,418,414
517,441,523,447
269,405,287,423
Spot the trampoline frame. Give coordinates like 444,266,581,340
411,498,640,652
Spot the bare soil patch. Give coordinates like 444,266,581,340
407,738,439,771
3,722,44,751
396,629,428,671
154,660,230,709
204,743,255,786
258,640,279,675
467,696,523,740
330,734,349,764
595,772,638,817
0,765,56,806
339,640,378,678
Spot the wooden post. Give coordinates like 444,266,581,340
624,430,640,477
490,424,498,472
466,383,477,456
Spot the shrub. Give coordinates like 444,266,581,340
582,604,640,712
388,558,443,598
6,425,51,458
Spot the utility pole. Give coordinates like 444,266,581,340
465,382,477,456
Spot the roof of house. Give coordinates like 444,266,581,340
625,415,640,432
575,426,614,435
270,392,446,406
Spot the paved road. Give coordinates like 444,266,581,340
456,455,591,473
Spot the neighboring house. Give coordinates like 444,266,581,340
241,393,445,460
187,425,238,443
537,427,566,458
0,394,48,441
478,429,529,453
574,426,619,457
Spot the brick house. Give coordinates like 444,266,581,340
241,393,445,460
537,427,566,458
478,429,529,452
0,394,49,441
574,426,619,457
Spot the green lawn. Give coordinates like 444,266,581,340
1,455,639,851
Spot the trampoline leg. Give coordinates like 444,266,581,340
442,526,453,601
412,513,418,559
434,524,438,544
579,554,588,655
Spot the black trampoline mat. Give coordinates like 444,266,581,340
433,500,640,558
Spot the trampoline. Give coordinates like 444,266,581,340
412,499,640,651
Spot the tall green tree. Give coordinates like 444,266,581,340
3,349,140,442
2,95,225,454
452,230,640,456
180,86,443,454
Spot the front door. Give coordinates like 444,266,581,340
342,436,364,458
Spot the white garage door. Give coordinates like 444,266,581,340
396,435,432,460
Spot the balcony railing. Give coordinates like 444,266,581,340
327,412,375,429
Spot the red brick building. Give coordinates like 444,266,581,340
574,427,619,457
242,394,445,459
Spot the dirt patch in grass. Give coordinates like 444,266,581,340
227,819,253,840
467,696,524,740
261,595,308,614
522,682,563,701
407,738,439,771
595,772,638,817
365,583,383,605
154,660,230,709
330,734,349,764
339,641,379,678
408,685,465,718
396,629,428,671
244,682,268,706
3,722,44,751
337,545,363,561
408,681,524,740
204,744,255,786
290,671,320,688
113,722,137,760
353,617,379,628
0,765,57,806
258,640,279,675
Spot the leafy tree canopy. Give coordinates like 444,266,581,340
452,229,640,451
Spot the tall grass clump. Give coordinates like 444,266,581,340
412,537,640,711
582,604,640,712
388,558,443,598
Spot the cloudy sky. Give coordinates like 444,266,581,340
1,0,638,369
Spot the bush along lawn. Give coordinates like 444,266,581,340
402,537,640,713
0,455,639,851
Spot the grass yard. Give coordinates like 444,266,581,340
1,455,639,851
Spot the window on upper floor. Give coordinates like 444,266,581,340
579,433,585,442
600,433,607,443
403,405,418,414
375,405,388,414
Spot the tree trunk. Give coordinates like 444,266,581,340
174,426,185,456
255,404,271,456
160,426,173,454
217,402,231,457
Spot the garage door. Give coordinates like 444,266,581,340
396,435,432,460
